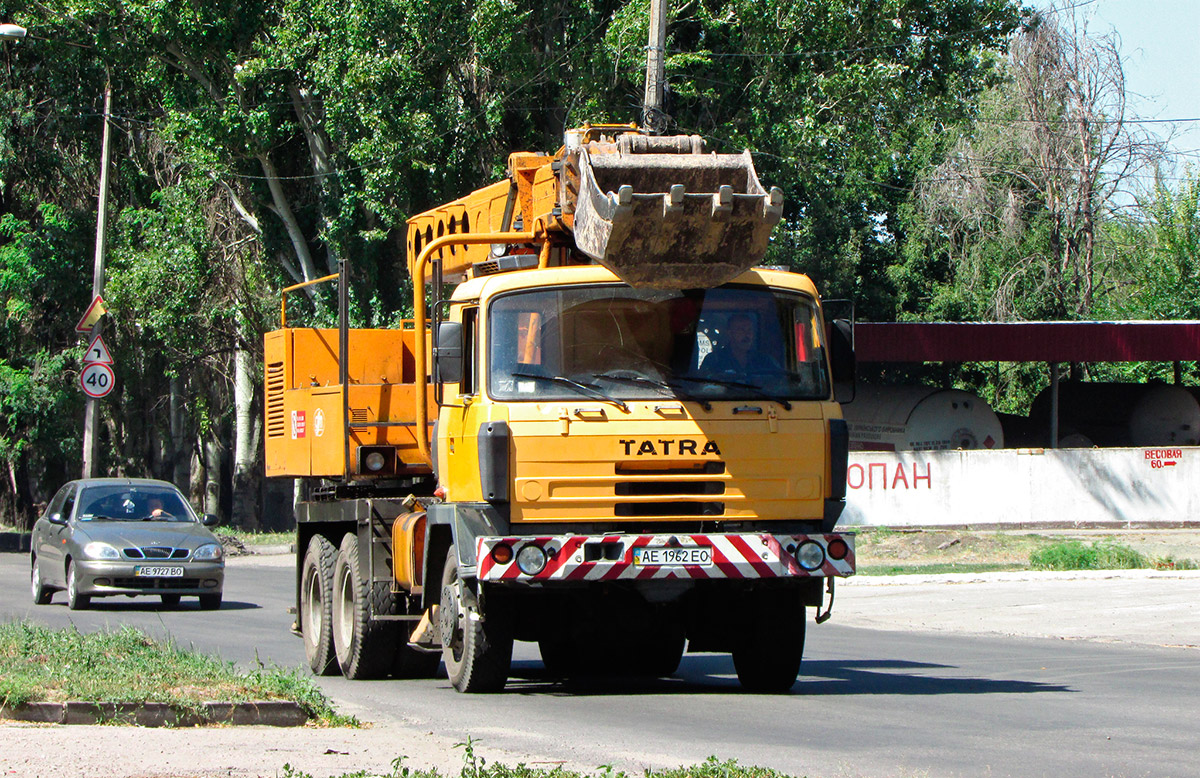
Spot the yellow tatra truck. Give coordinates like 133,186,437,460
265,124,856,692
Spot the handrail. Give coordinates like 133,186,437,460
412,230,537,464
280,273,339,327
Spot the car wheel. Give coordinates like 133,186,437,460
198,593,222,610
31,557,53,605
66,561,90,610
300,535,339,676
160,593,182,608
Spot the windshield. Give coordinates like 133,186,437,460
488,284,830,404
76,485,197,523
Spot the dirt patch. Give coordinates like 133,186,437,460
854,528,1200,572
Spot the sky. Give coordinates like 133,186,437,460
1073,0,1200,164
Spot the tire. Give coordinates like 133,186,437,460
31,557,52,605
66,561,90,610
300,535,339,676
628,624,685,678
732,601,806,693
537,636,580,677
439,547,513,693
198,593,223,610
160,593,182,608
331,533,397,680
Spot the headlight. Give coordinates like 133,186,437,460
516,544,547,575
365,452,386,471
192,543,224,561
795,541,826,571
83,542,121,560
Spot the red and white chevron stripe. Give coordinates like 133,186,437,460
476,532,855,582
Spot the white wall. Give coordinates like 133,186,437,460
842,447,1196,526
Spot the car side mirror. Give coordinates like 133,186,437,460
434,321,463,384
201,513,220,527
47,512,67,526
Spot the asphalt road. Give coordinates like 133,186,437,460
2,551,1199,778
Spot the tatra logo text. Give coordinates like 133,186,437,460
618,439,721,456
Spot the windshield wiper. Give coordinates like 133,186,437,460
594,371,712,412
674,374,792,410
511,371,629,412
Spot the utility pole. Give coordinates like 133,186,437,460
642,0,669,135
82,82,113,478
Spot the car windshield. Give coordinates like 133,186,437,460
488,284,830,404
76,485,196,523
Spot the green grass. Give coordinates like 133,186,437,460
281,751,793,778
0,621,354,725
1029,540,1149,571
857,561,1027,576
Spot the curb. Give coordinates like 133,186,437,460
0,700,309,727
0,532,31,553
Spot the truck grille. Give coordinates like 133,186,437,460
614,501,725,517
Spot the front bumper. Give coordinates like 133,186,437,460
477,532,855,583
74,559,225,597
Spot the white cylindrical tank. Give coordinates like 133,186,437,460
1030,382,1200,447
841,384,1005,452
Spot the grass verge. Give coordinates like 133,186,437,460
1030,540,1200,571
282,750,789,778
0,621,354,725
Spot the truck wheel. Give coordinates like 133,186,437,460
439,547,512,692
629,624,685,677
732,603,806,693
301,535,339,676
331,534,400,680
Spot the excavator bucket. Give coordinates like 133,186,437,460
565,133,784,289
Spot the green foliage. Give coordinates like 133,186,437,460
1029,540,1149,571
0,621,352,724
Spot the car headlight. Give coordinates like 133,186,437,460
192,543,224,561
83,542,121,560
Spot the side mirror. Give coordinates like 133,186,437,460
47,512,67,526
201,513,220,527
828,318,856,404
434,321,464,384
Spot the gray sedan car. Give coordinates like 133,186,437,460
30,478,225,610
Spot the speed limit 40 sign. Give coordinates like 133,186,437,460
80,363,115,398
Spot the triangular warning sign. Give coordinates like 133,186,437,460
84,333,113,365
75,295,107,333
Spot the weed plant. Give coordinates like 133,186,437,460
1029,541,1148,571
0,622,353,724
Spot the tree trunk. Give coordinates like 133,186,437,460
169,375,190,490
231,346,260,529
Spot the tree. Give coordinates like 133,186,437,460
902,6,1168,321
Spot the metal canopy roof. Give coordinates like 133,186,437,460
854,321,1200,363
